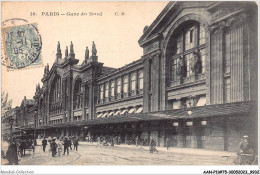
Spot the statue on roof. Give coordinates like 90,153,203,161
70,41,74,54
65,46,68,57
57,41,61,52
92,41,97,56
85,46,89,60
47,63,49,73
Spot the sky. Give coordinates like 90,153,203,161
1,1,168,107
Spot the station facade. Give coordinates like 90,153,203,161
10,2,257,152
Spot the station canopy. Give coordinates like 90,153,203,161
36,101,254,129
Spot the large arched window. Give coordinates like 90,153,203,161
170,22,206,83
49,75,62,115
123,76,128,93
73,79,82,109
138,71,143,90
130,74,136,91
116,79,121,95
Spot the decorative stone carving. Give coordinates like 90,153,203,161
212,8,230,21
208,12,249,33
143,25,149,33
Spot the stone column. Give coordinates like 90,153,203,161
67,75,72,122
143,56,150,112
62,78,66,123
88,80,95,119
82,82,86,120
151,51,161,111
209,28,224,104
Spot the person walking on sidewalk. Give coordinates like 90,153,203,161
73,137,79,151
57,140,63,156
68,136,73,151
149,137,153,153
63,137,70,155
42,137,47,152
50,138,58,157
6,139,19,165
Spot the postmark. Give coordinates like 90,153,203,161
1,18,42,70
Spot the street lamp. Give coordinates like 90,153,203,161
9,116,14,137
34,111,37,145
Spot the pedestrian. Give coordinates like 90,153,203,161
149,137,153,153
50,138,58,157
68,136,73,150
63,137,70,155
73,137,79,151
118,136,121,145
91,136,94,143
6,139,19,165
110,136,114,147
20,139,26,157
42,137,47,152
57,140,63,156
166,138,170,150
97,136,100,146
136,136,139,147
152,137,158,153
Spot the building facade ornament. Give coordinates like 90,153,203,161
85,46,89,60
92,41,97,56
208,12,249,34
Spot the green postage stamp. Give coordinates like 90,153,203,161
2,19,42,70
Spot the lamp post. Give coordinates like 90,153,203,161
9,116,14,137
34,111,37,145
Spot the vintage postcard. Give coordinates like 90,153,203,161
1,1,259,174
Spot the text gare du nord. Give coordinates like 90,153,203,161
41,12,103,16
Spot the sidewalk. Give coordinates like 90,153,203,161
79,141,236,157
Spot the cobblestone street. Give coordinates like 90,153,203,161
3,141,235,165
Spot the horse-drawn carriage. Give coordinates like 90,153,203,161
13,135,35,156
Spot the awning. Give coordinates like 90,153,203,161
101,112,108,118
108,111,114,117
128,108,136,114
50,115,63,121
34,101,255,129
97,113,103,118
114,110,121,116
120,109,128,115
135,107,143,113
81,101,254,126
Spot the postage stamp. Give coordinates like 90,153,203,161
1,18,42,70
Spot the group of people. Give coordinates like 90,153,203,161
96,136,116,147
42,136,79,157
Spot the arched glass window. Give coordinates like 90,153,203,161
99,85,103,100
123,76,128,93
131,74,136,91
170,22,206,82
116,79,121,95
111,81,115,97
73,79,82,109
105,83,109,98
138,71,143,90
